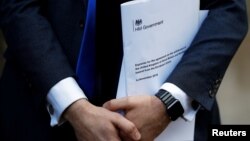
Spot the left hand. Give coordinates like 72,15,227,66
103,95,171,141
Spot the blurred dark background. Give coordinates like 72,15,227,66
0,30,6,76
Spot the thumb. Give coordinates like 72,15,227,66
103,97,131,111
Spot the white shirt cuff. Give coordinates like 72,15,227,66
46,77,87,126
160,83,199,121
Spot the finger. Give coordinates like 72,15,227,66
105,125,123,141
119,130,134,141
112,113,141,141
103,97,131,111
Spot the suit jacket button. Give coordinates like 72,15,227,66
209,90,215,98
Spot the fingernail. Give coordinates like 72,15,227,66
134,132,141,140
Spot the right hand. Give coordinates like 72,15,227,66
63,99,141,141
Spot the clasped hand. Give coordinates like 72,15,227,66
103,95,170,141
64,95,170,141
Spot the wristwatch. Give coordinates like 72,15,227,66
155,89,184,121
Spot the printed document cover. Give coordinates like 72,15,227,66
117,0,208,140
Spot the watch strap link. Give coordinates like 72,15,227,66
155,89,184,121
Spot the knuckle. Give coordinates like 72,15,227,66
105,100,112,108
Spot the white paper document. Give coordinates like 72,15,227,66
117,0,208,140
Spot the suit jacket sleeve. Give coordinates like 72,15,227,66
0,0,75,96
166,0,248,110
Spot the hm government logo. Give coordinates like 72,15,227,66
133,19,143,32
132,18,164,32
135,19,142,26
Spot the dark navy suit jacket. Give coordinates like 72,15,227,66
0,0,248,141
